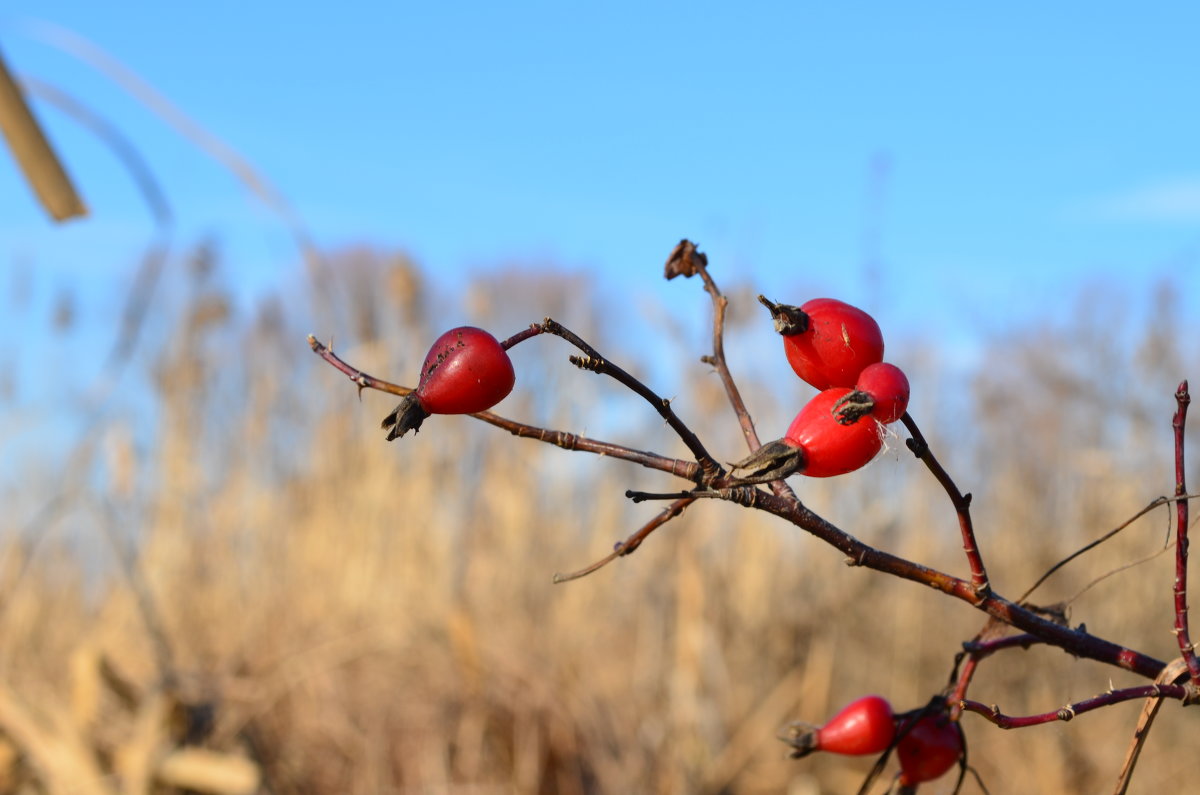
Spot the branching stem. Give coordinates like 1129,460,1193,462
960,682,1195,729
1171,380,1200,684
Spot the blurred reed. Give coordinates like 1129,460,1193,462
0,250,1196,794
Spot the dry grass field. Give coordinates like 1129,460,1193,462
0,250,1196,793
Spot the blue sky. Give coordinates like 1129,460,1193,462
3,2,1199,360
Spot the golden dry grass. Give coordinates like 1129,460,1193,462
0,251,1196,794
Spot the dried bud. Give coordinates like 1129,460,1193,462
664,239,707,280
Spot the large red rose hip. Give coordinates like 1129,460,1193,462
758,295,884,390
381,326,515,439
728,387,885,482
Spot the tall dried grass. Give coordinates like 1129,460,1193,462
0,251,1196,794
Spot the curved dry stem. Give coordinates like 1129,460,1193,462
1113,658,1191,795
1019,495,1181,603
553,496,695,583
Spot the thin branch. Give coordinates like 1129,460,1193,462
626,486,767,508
960,681,1194,729
553,497,695,583
307,335,410,397
900,412,990,597
948,627,1043,720
540,317,724,479
1017,494,1192,603
1172,381,1200,683
499,324,543,350
493,318,724,477
1063,542,1175,607
306,334,702,482
960,633,1042,658
679,240,800,504
744,488,1169,680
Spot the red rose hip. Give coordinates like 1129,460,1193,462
896,713,963,786
381,326,515,439
787,695,895,758
759,295,884,390
785,387,885,477
834,362,911,425
728,387,885,482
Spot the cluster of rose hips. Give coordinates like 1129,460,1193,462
789,695,964,790
379,307,950,788
379,296,910,480
730,296,910,482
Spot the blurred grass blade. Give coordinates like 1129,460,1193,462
0,43,86,221
20,20,321,277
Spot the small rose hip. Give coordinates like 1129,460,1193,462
834,362,911,425
786,695,896,759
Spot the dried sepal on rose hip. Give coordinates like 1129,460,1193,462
784,695,896,759
833,362,910,425
758,295,884,390
381,326,515,440
729,387,885,482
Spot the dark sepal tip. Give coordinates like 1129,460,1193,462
381,393,430,440
727,438,806,483
779,722,819,759
832,389,875,425
756,295,810,336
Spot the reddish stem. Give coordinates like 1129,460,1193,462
900,413,990,598
960,683,1194,728
961,633,1042,656
1172,381,1200,683
948,632,1043,720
